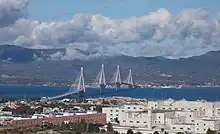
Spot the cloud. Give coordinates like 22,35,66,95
0,0,220,60
0,0,27,27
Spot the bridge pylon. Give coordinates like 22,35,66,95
125,69,134,88
95,64,106,93
114,65,122,91
77,67,86,96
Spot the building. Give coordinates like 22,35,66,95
102,99,220,134
9,113,106,127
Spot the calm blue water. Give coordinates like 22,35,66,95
0,85,219,101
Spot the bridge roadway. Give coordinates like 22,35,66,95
43,91,79,101
43,82,141,101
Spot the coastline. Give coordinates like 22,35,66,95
0,83,219,89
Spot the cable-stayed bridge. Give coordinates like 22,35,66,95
43,64,140,101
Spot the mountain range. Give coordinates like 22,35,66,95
0,45,219,86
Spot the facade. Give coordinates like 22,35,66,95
9,113,106,127
102,99,220,134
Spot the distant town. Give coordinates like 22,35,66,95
0,73,220,88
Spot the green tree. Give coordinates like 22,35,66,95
107,122,114,133
206,128,217,134
153,131,160,134
100,129,106,133
114,131,120,134
76,131,82,134
127,129,134,134
114,117,120,123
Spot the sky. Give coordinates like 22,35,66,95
1,0,220,60
28,0,220,21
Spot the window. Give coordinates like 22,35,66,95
116,110,119,112
189,115,192,117
140,108,143,110
155,121,157,123
194,109,197,111
144,121,147,123
158,121,160,123
110,110,113,112
197,128,199,130
110,114,113,116
175,108,178,110
116,114,118,116
137,121,140,123
191,120,194,122
188,128,191,130
128,107,130,109
122,110,124,112
158,116,160,119
197,123,199,125
134,107,136,109
204,124,206,126
130,121,133,123
172,127,176,129
180,128,183,130
123,120,126,122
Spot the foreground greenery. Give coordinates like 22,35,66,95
0,122,103,134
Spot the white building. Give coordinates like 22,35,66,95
102,99,220,134
194,119,220,133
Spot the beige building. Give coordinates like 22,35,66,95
102,99,220,134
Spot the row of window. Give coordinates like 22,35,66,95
162,107,206,111
172,127,191,130
110,114,118,116
122,120,148,124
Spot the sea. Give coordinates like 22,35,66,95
0,85,219,101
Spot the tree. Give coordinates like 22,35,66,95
206,128,217,134
114,117,120,123
127,129,134,134
100,129,106,133
114,131,120,134
76,131,82,134
107,122,114,133
153,131,160,134
95,105,103,113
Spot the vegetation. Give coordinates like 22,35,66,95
206,128,219,134
135,132,142,134
2,105,43,117
127,129,134,134
176,132,184,134
153,131,159,134
0,122,102,134
107,122,114,133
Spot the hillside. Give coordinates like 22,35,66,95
0,45,219,86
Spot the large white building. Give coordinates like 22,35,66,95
102,99,220,134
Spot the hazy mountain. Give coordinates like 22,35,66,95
0,45,219,86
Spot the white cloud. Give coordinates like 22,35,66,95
0,0,220,60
